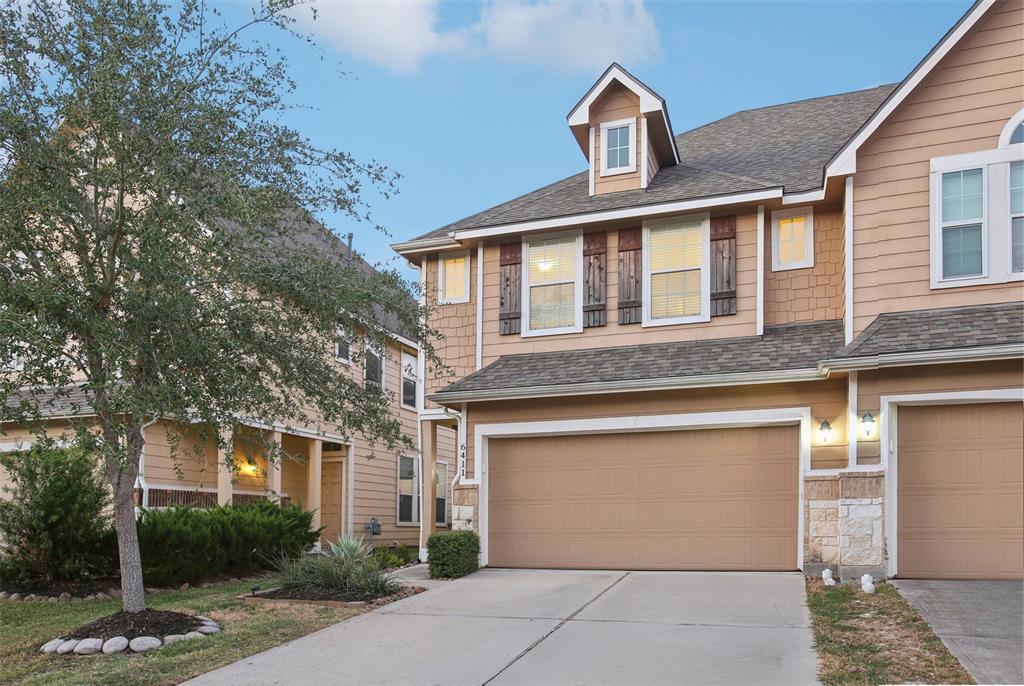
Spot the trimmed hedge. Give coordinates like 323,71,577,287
427,530,479,579
134,501,320,586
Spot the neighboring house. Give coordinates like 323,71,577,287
1,223,458,551
395,0,1023,581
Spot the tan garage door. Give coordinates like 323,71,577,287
487,425,799,571
898,402,1024,580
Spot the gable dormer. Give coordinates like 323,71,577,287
568,63,679,196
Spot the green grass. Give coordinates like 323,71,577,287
806,578,974,686
0,579,361,686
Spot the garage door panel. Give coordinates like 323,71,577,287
898,402,1023,580
488,426,799,571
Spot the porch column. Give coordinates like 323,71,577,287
306,437,322,534
266,430,283,498
217,426,233,506
420,420,438,557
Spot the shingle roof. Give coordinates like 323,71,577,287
406,84,896,243
3,383,96,419
430,320,843,402
825,302,1024,361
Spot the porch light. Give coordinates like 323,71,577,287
238,461,260,476
860,412,875,437
819,420,833,443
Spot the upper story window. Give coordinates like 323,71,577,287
334,329,351,364
438,251,470,304
521,233,582,336
929,109,1024,287
364,345,383,388
771,207,814,271
599,117,636,177
400,351,417,410
641,214,710,327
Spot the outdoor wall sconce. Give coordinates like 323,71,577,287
364,516,381,536
860,412,875,437
819,420,833,443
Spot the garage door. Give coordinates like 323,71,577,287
487,425,799,570
898,402,1024,579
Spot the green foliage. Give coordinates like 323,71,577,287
327,534,371,566
135,502,319,586
0,441,113,583
427,530,480,579
371,544,418,570
276,536,400,598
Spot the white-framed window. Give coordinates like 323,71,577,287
334,329,351,364
400,351,417,410
397,454,420,525
521,231,583,337
928,110,1024,288
438,250,470,304
771,207,815,271
364,345,384,388
599,117,637,177
641,213,711,327
434,462,448,526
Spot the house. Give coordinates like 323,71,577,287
395,0,1023,581
1,223,458,552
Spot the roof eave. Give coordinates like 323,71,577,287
391,235,463,258
818,343,1024,373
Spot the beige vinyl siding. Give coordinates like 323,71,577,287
646,133,661,185
852,0,1024,335
464,376,851,476
765,206,845,325
591,83,643,195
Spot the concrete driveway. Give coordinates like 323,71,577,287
183,568,818,686
893,580,1023,685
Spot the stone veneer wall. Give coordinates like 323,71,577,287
452,485,478,532
805,471,886,581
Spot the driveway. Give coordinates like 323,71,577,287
893,580,1024,685
183,568,818,686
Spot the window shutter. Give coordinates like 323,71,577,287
617,228,642,324
499,242,521,335
710,215,737,316
583,232,607,327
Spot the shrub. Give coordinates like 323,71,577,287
276,534,400,598
136,501,319,586
427,530,479,579
371,543,417,569
0,440,113,583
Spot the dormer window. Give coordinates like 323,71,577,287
600,118,636,176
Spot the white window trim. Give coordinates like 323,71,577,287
599,117,637,177
437,250,471,305
434,461,449,527
334,328,351,365
1008,159,1024,281
364,342,385,389
929,164,992,288
520,230,584,338
997,107,1024,148
396,453,420,526
641,213,711,328
400,350,417,410
771,207,815,271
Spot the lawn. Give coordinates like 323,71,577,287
806,578,974,686
0,578,361,686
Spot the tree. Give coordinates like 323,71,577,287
0,0,436,613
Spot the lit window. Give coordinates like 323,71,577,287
434,462,448,526
940,168,984,279
599,118,636,176
401,351,417,409
523,234,580,335
642,215,710,327
771,208,814,271
398,455,419,525
438,251,469,304
364,346,383,388
1010,161,1023,273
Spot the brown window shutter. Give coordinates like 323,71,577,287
583,232,607,327
499,242,521,335
617,228,642,324
710,216,737,316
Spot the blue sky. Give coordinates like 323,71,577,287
222,1,971,275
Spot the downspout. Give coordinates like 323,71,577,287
443,406,464,493
135,416,160,514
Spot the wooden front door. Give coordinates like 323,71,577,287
320,460,344,544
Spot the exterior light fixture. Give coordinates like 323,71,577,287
860,412,875,437
819,420,832,443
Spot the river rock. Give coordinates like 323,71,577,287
58,592,71,602
56,639,80,654
183,631,204,640
129,636,162,653
197,624,220,635
102,637,129,654
40,638,64,654
74,638,103,655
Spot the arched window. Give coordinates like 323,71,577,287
1004,110,1024,274
998,108,1024,148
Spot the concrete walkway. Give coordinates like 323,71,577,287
893,579,1024,685
184,568,818,686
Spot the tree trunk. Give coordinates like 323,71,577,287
113,479,146,613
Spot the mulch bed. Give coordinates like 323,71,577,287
1,578,120,598
242,585,425,609
64,610,204,641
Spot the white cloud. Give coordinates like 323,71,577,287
294,0,661,75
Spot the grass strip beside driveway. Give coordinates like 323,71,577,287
0,579,360,686
806,578,974,686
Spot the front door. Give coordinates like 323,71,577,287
320,460,344,544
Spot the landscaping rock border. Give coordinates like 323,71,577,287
40,619,222,657
3,571,276,603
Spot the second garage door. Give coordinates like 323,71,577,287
487,425,799,570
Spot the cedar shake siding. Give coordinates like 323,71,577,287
852,0,1024,335
765,205,845,325
424,253,478,409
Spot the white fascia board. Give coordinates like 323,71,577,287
429,367,825,405
825,0,996,177
782,188,826,205
450,188,783,242
568,64,664,127
391,236,463,256
819,343,1024,373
